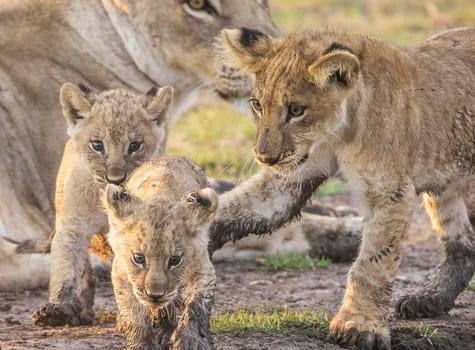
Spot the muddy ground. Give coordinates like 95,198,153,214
1,194,474,350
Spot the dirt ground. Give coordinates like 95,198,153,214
1,194,474,350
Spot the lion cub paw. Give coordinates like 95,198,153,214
395,292,449,319
32,302,94,327
329,310,390,350
170,333,213,350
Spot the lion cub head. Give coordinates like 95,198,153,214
220,28,362,173
104,157,218,309
60,83,173,184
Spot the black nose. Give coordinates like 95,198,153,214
255,153,280,165
106,174,126,185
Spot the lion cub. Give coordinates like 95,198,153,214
220,27,475,349
32,83,173,327
104,157,217,350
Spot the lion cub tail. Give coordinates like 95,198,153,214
2,232,53,254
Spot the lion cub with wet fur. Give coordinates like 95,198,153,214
32,83,173,327
221,27,475,349
104,157,217,350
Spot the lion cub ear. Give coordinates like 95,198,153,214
60,83,94,135
104,184,137,220
143,85,174,126
308,49,360,89
220,27,274,73
185,188,218,226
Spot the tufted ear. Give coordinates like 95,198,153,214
185,188,218,226
143,85,173,126
220,27,274,73
104,184,138,220
308,49,360,89
60,83,94,134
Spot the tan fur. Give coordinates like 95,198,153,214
221,27,475,349
105,157,217,350
0,0,278,290
31,83,173,327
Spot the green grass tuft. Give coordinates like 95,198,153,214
257,253,332,272
315,179,347,197
416,322,438,346
211,307,329,335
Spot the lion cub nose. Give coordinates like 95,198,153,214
255,153,280,165
106,174,127,185
145,288,166,300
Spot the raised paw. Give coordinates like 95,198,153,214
32,302,94,327
329,310,390,350
395,292,449,319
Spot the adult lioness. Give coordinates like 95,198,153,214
212,27,475,348
32,83,173,327
105,157,217,350
0,0,278,290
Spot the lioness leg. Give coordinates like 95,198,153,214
330,178,415,349
396,185,475,319
32,227,98,326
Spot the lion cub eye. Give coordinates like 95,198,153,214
132,253,146,267
90,140,104,154
287,103,307,120
168,255,182,269
128,141,143,155
249,98,263,115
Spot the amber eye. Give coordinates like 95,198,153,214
132,253,146,267
168,255,182,269
187,0,206,10
287,103,306,119
128,141,143,155
249,98,263,114
90,140,104,154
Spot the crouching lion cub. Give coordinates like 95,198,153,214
104,157,217,350
219,27,475,349
32,83,173,327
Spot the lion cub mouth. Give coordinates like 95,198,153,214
271,154,309,173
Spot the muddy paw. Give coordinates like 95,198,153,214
170,334,213,350
395,293,449,319
32,303,94,327
329,311,390,350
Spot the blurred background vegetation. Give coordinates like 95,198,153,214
168,0,475,182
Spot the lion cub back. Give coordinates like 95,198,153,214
125,157,210,202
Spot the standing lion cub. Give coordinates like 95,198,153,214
104,157,217,350
217,27,475,349
32,83,173,327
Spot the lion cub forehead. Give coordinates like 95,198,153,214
91,89,147,122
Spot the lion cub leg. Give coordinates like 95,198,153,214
330,177,415,349
33,217,106,327
169,263,216,350
396,185,475,318
112,264,158,349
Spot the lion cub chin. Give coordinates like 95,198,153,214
32,83,173,327
104,157,217,350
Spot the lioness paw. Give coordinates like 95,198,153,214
329,311,390,350
32,302,94,327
